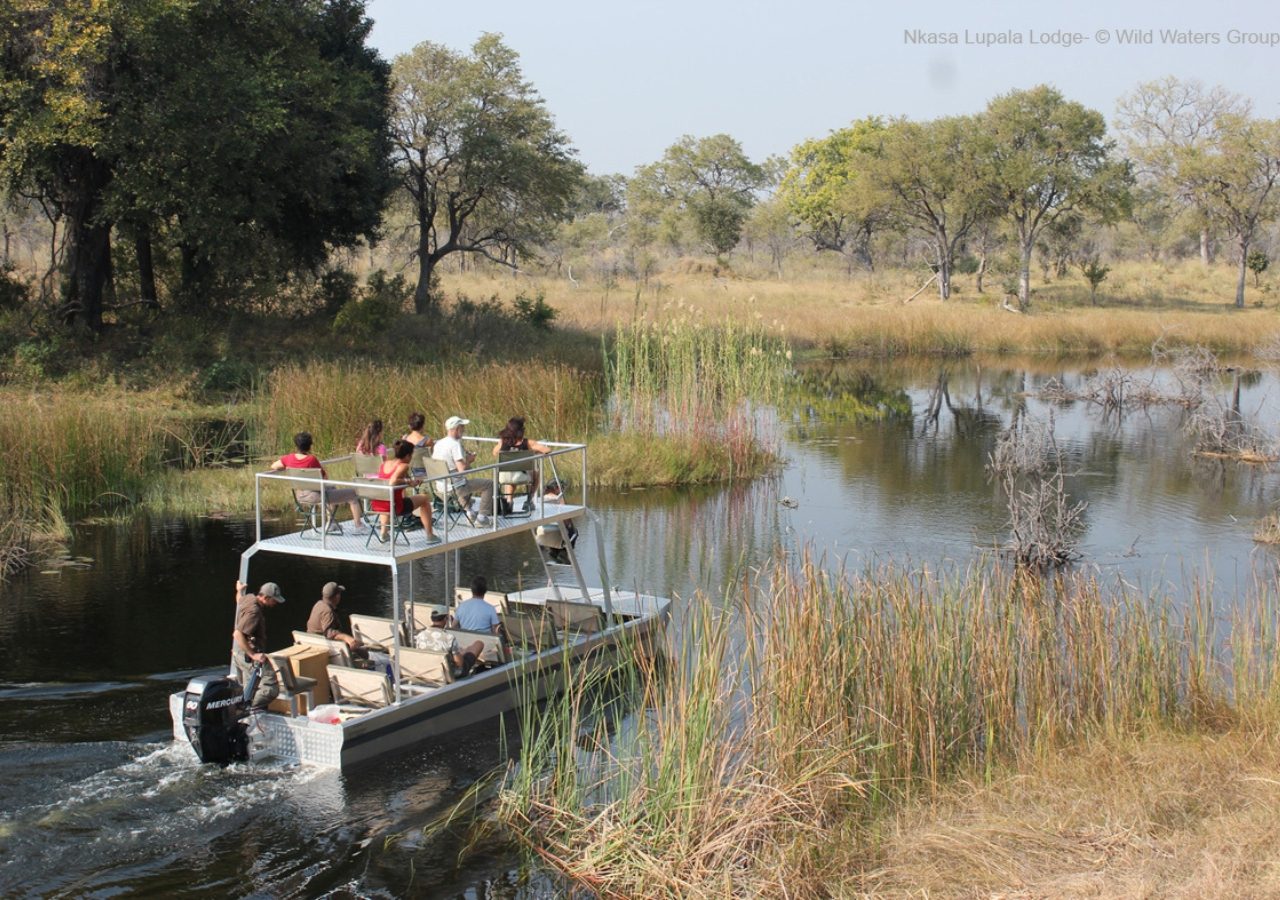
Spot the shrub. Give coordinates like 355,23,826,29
332,270,409,339
512,290,557,331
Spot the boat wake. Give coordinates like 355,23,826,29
0,739,334,895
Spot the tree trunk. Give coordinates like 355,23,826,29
1200,229,1212,267
414,247,436,315
936,243,951,300
1018,240,1033,311
1235,237,1249,309
976,248,987,294
135,226,159,310
59,152,112,331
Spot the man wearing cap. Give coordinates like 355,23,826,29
231,580,284,710
306,582,369,659
414,605,485,676
432,415,495,526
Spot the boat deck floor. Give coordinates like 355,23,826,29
254,503,585,565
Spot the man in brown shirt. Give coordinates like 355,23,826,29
306,582,368,659
232,580,284,709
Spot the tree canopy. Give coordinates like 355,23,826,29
0,0,392,329
390,34,583,315
630,134,765,259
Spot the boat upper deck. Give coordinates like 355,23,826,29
248,439,588,568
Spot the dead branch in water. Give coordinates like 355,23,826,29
989,413,1086,569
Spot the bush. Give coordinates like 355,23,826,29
199,357,257,396
953,254,980,275
0,262,30,310
512,290,557,331
332,270,409,339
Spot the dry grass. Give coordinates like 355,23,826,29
852,727,1280,898
443,261,1280,358
499,556,1275,898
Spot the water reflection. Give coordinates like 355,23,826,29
2,358,1280,894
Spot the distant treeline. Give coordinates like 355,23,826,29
1,3,1277,333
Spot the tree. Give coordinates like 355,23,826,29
630,134,765,259
870,115,995,299
1180,115,1280,308
390,35,582,315
0,0,393,328
779,118,889,272
1116,77,1251,266
985,86,1132,310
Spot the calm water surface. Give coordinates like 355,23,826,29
3,360,1279,896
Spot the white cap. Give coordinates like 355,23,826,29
445,415,470,430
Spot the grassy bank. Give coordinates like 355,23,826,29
497,556,1280,897
444,261,1280,358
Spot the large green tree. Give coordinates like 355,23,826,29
0,0,393,329
630,134,765,259
871,115,995,299
779,118,889,272
390,34,582,315
985,86,1132,310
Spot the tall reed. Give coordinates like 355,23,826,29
500,556,1268,897
603,316,791,482
0,391,167,515
258,361,599,461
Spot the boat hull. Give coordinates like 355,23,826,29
170,594,668,769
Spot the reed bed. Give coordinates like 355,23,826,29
258,361,600,461
499,555,1277,898
0,391,169,515
603,317,790,483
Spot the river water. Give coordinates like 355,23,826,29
3,359,1279,897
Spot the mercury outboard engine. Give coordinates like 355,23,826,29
182,665,260,766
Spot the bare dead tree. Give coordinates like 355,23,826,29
989,413,1087,568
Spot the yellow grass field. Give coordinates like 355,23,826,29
441,259,1280,357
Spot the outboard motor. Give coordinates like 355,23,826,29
182,665,261,766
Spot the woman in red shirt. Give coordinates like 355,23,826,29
270,432,366,533
370,439,439,544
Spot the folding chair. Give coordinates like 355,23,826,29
398,647,454,687
498,451,539,517
282,468,325,538
292,630,353,667
423,458,474,527
268,653,317,716
349,614,407,650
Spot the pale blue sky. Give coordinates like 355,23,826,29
365,0,1279,175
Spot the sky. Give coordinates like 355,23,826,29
365,0,1280,175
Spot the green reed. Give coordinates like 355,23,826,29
258,361,600,461
604,316,791,482
0,391,168,515
499,556,1271,898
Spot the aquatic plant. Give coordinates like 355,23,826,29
499,556,1262,897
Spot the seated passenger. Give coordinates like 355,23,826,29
306,582,369,659
415,605,485,676
491,416,550,512
402,412,433,449
354,419,386,459
370,439,439,544
454,576,506,661
270,431,367,534
432,415,495,526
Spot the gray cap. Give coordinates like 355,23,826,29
259,582,286,603
321,582,344,600
428,604,450,620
